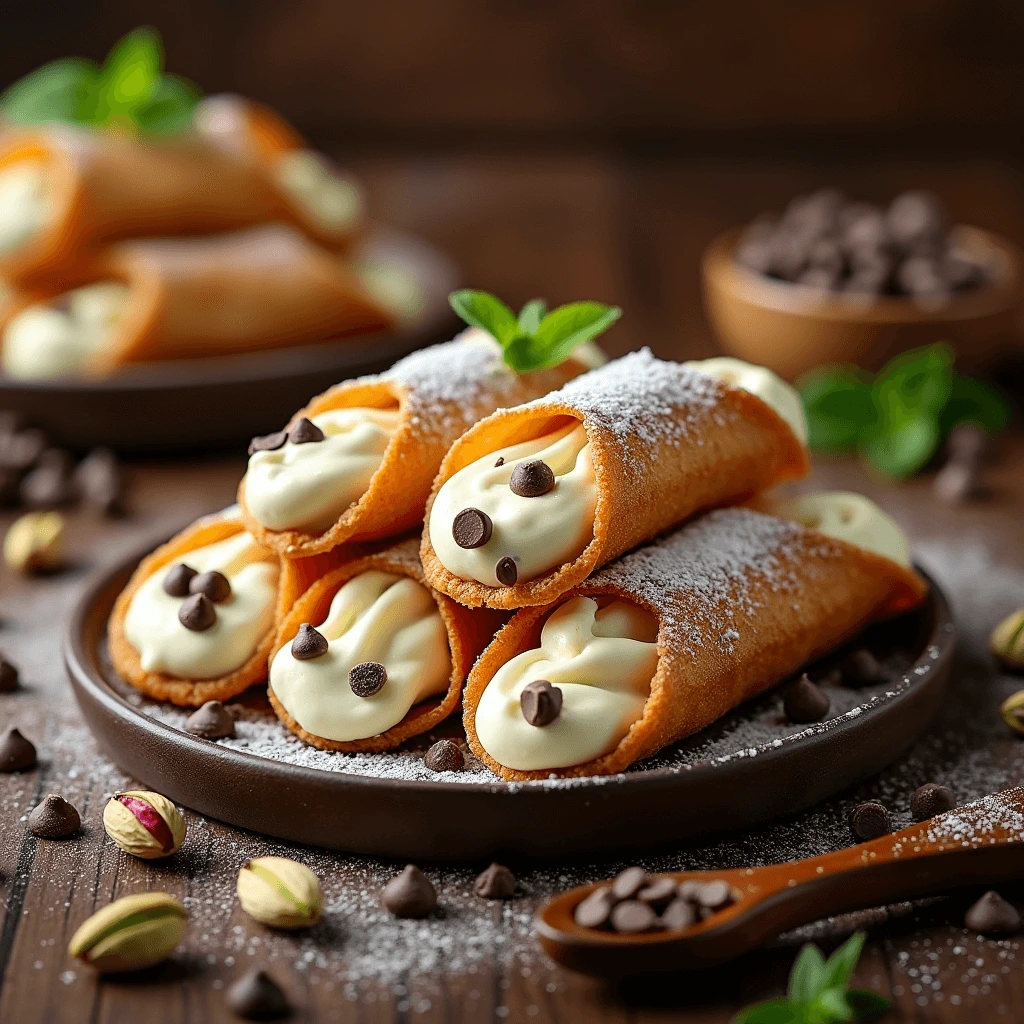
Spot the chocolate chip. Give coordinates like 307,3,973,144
636,877,678,908
0,726,36,772
842,649,881,688
693,879,734,909
190,569,232,603
0,652,19,691
20,449,74,508
509,460,555,498
611,866,648,901
74,447,124,515
226,968,291,1020
494,457,504,467
349,661,387,697
610,900,659,934
452,508,492,549
897,256,948,299
965,891,1021,937
910,783,955,821
661,897,697,931
185,700,236,739
474,863,516,899
288,417,324,444
849,800,891,841
783,673,830,723
179,593,217,632
0,428,46,472
291,623,329,661
887,190,946,248
163,563,198,597
495,556,518,586
424,739,464,773
520,680,562,727
382,864,437,918
248,430,288,456
28,793,80,838
933,460,980,503
574,886,614,929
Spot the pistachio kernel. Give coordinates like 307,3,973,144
103,791,186,859
68,892,187,973
992,609,1024,671
237,856,323,929
1001,690,1024,736
3,510,63,573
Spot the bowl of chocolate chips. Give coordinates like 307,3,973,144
702,188,1023,380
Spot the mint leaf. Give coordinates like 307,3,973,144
798,367,875,451
133,74,201,134
502,333,547,374
518,299,547,334
940,373,1009,436
821,933,865,991
863,413,939,477
732,999,806,1024
0,58,98,126
810,988,853,1022
789,943,828,1003
873,342,953,418
532,301,621,368
846,990,890,1020
93,27,162,127
449,290,520,346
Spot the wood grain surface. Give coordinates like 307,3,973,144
1,157,1024,1022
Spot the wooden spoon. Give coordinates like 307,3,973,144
535,787,1024,976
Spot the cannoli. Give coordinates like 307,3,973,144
108,506,292,706
463,497,928,780
194,94,363,250
421,350,809,609
0,225,392,378
268,537,504,751
0,126,326,286
237,329,590,557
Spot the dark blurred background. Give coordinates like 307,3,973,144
6,0,1024,362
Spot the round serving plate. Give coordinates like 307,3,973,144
0,228,458,453
65,544,955,862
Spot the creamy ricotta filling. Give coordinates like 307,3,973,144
475,596,659,771
0,162,52,255
274,150,361,236
269,569,451,741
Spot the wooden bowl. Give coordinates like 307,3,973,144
701,225,1024,380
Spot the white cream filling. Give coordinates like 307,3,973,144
274,150,361,236
428,422,598,587
123,531,279,680
685,356,808,444
269,569,451,741
2,282,130,379
771,491,912,566
244,407,401,533
475,596,659,771
0,162,52,255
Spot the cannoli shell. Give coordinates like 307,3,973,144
238,330,587,557
463,507,929,781
73,225,392,370
107,509,307,707
421,349,810,609
0,127,303,286
268,536,506,752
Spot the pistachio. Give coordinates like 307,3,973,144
3,511,63,573
68,892,187,973
992,609,1024,671
237,856,323,929
1001,690,1024,735
103,790,186,859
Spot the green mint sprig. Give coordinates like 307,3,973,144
799,342,1008,478
1,28,200,135
733,932,890,1024
449,290,621,374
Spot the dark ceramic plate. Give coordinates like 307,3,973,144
65,546,955,861
0,228,458,453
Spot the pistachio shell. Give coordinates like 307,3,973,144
103,790,186,859
992,609,1024,670
68,892,187,973
237,856,323,929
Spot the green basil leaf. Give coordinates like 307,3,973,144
449,290,520,346
731,999,807,1024
939,373,1009,436
532,301,621,368
845,990,890,1020
798,367,875,451
809,988,853,1022
873,342,953,417
518,299,547,334
0,58,98,126
789,943,828,1003
133,74,201,134
820,932,865,991
863,414,939,478
98,26,162,113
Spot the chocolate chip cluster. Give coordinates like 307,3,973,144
163,563,232,631
735,189,991,300
248,416,324,455
573,866,737,934
0,411,125,514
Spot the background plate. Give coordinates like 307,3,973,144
65,548,955,861
0,228,458,453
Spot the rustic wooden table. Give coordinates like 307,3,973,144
1,158,1024,1022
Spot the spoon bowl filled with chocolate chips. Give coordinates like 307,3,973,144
702,189,1023,380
